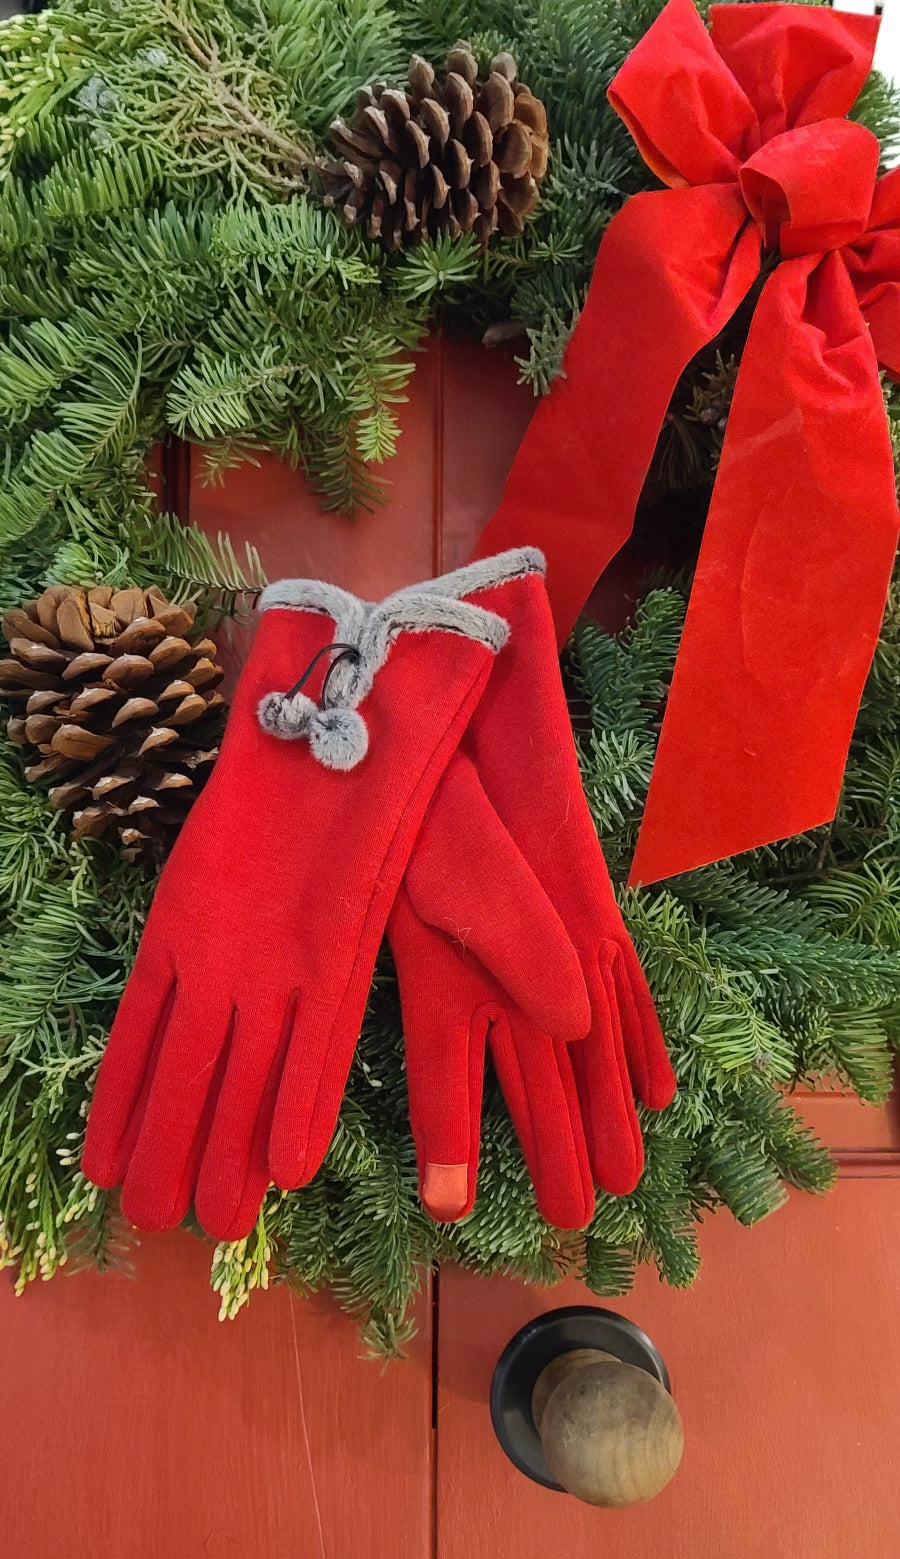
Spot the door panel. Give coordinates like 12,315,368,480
0,1231,432,1558
795,1085,900,1172
436,335,536,573
436,1178,900,1559
187,334,537,590
188,338,443,599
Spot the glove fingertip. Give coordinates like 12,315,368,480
594,1139,645,1198
120,1177,190,1235
534,1182,595,1231
528,972,592,1044
195,1196,262,1244
642,1066,678,1112
268,1129,314,1192
268,1159,302,1193
194,1159,271,1242
421,1162,472,1223
79,1142,119,1190
268,1083,328,1190
560,982,593,1044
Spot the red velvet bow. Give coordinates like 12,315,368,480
474,0,900,885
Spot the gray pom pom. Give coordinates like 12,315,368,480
308,706,369,770
258,690,315,739
259,690,368,769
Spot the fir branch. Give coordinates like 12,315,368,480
159,4,315,186
0,0,899,1355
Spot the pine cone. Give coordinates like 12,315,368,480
319,46,549,251
0,584,225,863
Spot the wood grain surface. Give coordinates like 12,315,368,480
436,1181,900,1559
0,1231,433,1559
187,334,535,595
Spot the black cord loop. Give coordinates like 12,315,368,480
284,641,361,709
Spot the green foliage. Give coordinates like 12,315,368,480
3,580,899,1348
0,0,680,523
1,0,889,519
1,0,899,1353
850,69,900,170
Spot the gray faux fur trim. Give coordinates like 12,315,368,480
257,547,544,620
256,555,542,706
257,577,368,633
392,546,546,606
255,552,543,766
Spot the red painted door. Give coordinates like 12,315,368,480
1,337,898,1556
436,1098,900,1559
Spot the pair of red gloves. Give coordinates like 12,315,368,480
82,550,675,1241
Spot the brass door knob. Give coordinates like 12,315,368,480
490,1306,683,1507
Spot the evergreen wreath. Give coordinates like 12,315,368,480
0,0,898,1354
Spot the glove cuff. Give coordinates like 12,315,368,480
256,550,542,767
257,545,544,626
390,545,546,606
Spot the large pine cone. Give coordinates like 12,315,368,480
319,46,549,251
0,584,225,863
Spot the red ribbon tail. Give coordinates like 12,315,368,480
629,253,900,887
473,185,760,646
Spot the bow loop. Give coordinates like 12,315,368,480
845,167,900,377
739,119,879,258
609,0,881,213
608,0,758,188
710,3,878,139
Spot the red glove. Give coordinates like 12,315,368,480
389,554,676,1228
389,752,597,1226
83,553,561,1241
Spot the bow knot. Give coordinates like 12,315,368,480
739,119,879,258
